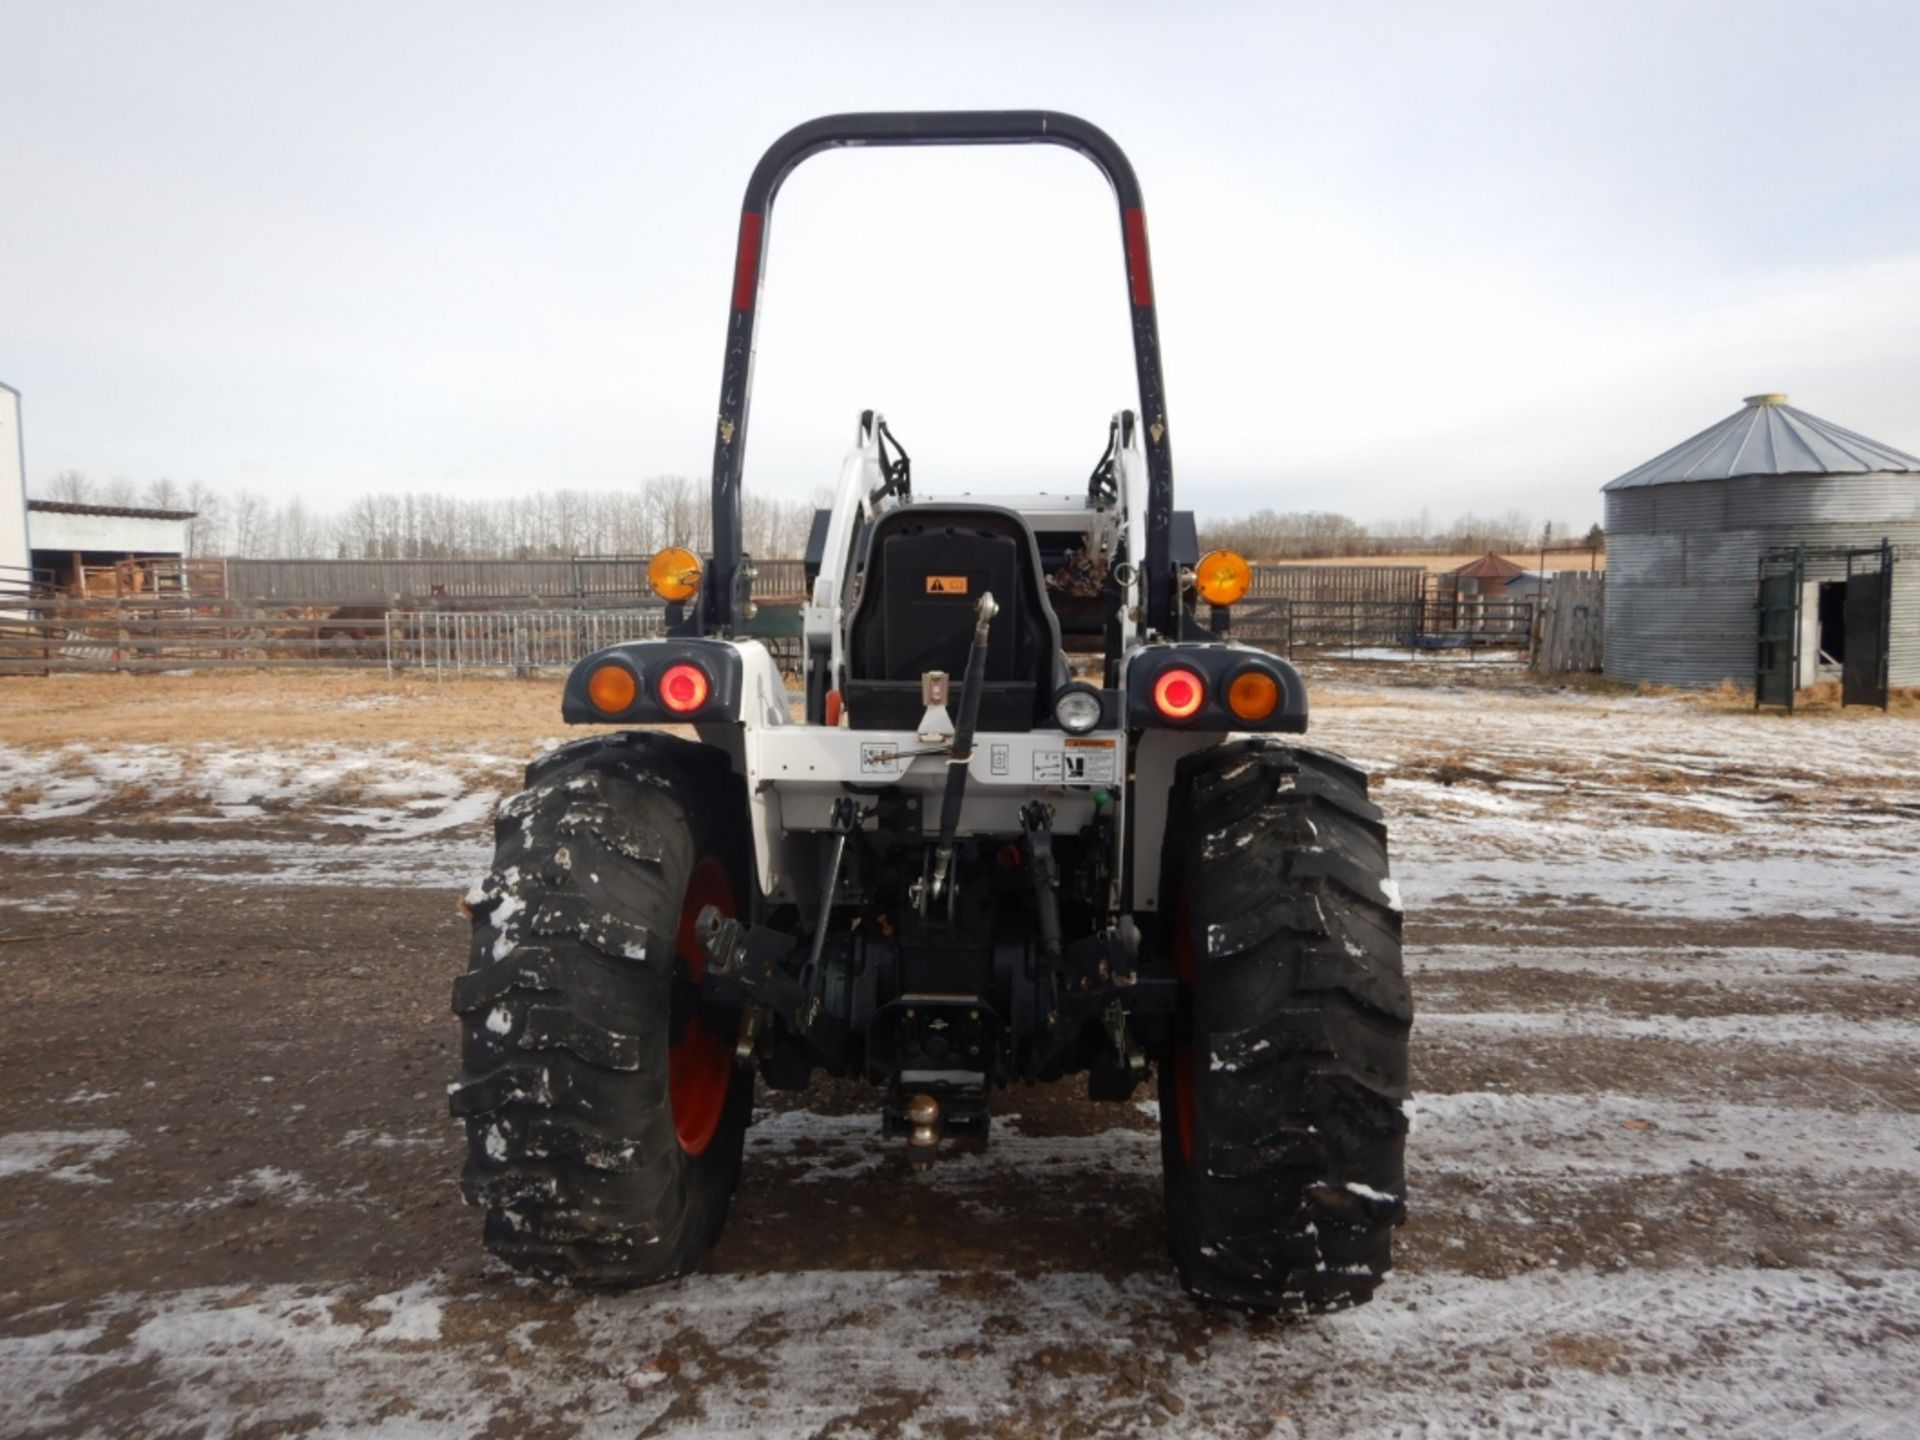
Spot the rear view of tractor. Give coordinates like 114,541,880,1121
450,112,1411,1312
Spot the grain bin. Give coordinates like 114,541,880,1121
1602,394,1920,691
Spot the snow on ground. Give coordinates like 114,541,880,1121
6,1267,1915,1439
748,1092,1920,1187
1411,943,1920,982
0,740,522,835
2,672,1917,1435
5,832,490,890
0,1130,130,1185
1304,679,1920,926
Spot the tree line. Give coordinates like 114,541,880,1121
39,470,821,563
1196,507,1603,560
39,469,1599,563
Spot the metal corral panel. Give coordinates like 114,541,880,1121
1605,472,1920,687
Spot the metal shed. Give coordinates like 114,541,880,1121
1602,394,1920,696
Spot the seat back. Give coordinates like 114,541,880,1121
843,506,1067,730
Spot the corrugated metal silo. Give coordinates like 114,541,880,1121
1603,394,1920,688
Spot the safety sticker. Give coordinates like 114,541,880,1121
925,575,969,594
1031,750,1063,782
1062,737,1117,784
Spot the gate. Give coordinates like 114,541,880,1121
1754,551,1801,711
1840,541,1894,710
1756,541,1894,711
387,608,663,676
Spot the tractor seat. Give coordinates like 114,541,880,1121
842,506,1070,731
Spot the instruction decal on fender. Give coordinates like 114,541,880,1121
925,575,969,594
859,742,908,774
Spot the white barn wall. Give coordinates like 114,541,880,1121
0,384,27,583
28,507,192,555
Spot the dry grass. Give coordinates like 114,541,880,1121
1686,675,1920,717
0,785,44,815
0,670,617,748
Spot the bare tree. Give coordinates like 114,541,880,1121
44,469,94,502
183,481,225,556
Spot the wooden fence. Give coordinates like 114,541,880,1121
1533,571,1605,673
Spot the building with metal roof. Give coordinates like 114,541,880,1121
1602,394,1920,700
25,498,198,596
1444,551,1528,581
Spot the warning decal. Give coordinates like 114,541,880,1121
925,575,969,594
1061,737,1117,785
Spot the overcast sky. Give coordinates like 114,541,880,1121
4,0,1917,528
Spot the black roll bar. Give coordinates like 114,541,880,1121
703,110,1178,637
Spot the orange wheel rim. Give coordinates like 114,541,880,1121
669,857,736,1156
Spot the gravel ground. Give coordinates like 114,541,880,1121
1,666,1916,1437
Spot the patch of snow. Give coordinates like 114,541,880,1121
182,1166,325,1212
1410,1092,1920,1179
1420,1007,1920,1049
0,1129,130,1184
1409,943,1920,983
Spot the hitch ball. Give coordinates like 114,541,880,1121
906,1093,941,1129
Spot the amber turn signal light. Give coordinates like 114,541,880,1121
1227,669,1280,722
1194,549,1251,606
648,546,703,602
586,662,638,715
1151,666,1206,721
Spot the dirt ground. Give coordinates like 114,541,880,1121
1,664,1916,1436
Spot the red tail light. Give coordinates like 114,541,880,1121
1152,666,1205,721
657,663,710,714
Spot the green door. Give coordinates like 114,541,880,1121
1754,572,1799,710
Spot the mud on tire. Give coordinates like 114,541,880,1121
450,733,751,1284
1157,740,1412,1313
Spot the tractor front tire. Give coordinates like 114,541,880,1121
1157,741,1412,1313
450,734,751,1285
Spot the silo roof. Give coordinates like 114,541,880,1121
1603,394,1920,491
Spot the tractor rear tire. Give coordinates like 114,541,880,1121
450,734,752,1285
1156,740,1412,1313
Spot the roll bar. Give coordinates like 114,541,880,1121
703,111,1178,637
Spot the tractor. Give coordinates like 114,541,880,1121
451,112,1411,1312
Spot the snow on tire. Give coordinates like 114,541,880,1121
449,733,751,1285
1157,740,1412,1313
